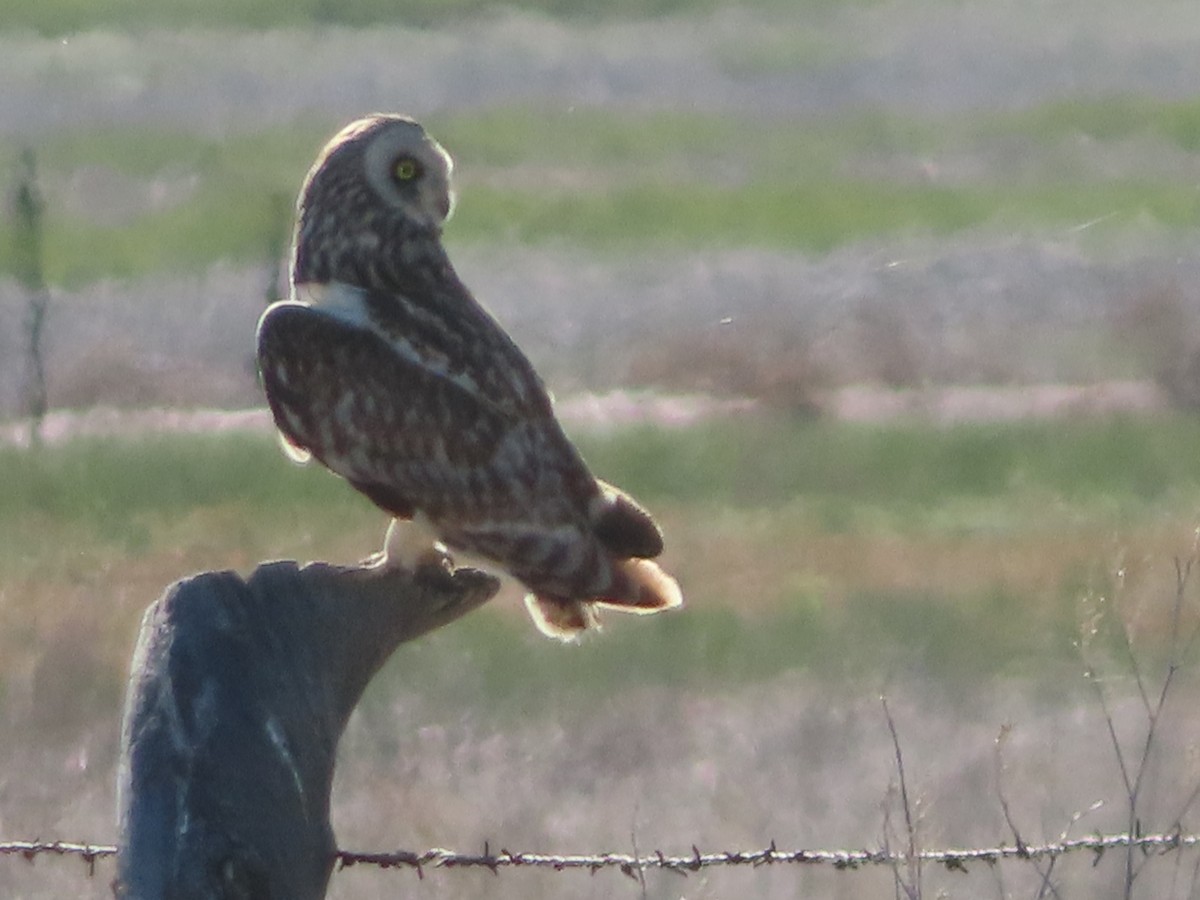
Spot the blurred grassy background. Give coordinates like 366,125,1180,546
5,0,1200,896
3,99,1200,283
8,0,875,32
4,415,1198,722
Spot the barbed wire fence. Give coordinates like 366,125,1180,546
5,831,1200,883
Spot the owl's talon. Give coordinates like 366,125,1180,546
360,549,387,569
380,516,453,573
414,543,454,573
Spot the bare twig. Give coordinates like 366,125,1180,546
882,789,903,900
1082,548,1200,899
1187,844,1200,898
993,724,1065,900
882,696,921,900
11,146,51,444
629,805,649,898
1112,562,1154,719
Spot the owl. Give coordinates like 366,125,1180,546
256,115,682,639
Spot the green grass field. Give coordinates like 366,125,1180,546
4,414,1197,731
7,0,879,35
3,98,1200,284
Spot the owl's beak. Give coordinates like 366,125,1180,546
438,190,455,222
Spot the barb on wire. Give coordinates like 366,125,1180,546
5,833,1200,879
0,841,115,877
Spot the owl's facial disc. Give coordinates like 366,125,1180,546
363,119,456,229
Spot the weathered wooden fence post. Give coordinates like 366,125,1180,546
113,559,498,899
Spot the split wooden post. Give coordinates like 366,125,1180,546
113,559,498,899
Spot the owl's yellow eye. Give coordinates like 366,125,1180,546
393,157,421,182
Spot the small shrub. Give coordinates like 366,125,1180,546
1119,284,1200,412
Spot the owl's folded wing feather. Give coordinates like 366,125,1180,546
256,299,591,521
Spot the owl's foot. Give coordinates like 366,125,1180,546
369,515,454,574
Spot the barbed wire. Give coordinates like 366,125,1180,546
4,832,1200,881
0,841,113,876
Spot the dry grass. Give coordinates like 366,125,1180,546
1119,283,1200,413
4,486,1196,699
661,498,1199,609
48,342,260,411
624,315,830,416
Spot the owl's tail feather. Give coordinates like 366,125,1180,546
592,480,664,559
602,557,684,613
524,596,599,641
524,559,683,641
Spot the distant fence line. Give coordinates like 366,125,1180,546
4,832,1200,881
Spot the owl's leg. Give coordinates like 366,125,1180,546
371,515,453,573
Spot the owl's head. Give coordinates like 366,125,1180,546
292,115,456,286
304,114,455,229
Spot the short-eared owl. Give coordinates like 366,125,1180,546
256,115,682,639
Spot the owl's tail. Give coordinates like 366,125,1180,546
604,557,684,613
524,558,683,641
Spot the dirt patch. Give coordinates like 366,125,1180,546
826,380,1169,425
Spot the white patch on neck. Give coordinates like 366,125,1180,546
287,279,490,403
292,281,373,330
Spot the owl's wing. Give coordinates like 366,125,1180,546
258,296,679,637
256,298,588,521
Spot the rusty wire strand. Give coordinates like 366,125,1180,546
4,832,1200,878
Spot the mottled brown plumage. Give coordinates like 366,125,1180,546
257,115,681,638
